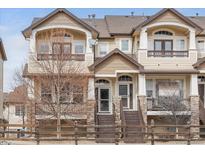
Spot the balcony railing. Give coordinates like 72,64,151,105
37,53,85,61
147,50,189,57
147,97,190,111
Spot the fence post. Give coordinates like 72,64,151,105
187,125,191,145
74,121,78,145
151,125,154,145
115,125,119,145
150,120,155,145
36,121,40,145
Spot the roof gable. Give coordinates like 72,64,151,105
89,48,143,71
22,8,98,38
132,8,203,34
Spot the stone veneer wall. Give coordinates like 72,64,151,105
86,100,95,138
190,96,200,138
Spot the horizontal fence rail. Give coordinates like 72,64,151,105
1,124,205,145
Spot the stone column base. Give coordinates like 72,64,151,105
86,100,96,139
190,96,200,139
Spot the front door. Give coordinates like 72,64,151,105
119,84,133,109
98,88,110,112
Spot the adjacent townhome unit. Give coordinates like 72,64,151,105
3,85,27,138
0,39,7,123
22,8,205,142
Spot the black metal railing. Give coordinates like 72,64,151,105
147,50,189,57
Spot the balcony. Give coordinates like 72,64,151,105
37,53,85,61
147,50,189,57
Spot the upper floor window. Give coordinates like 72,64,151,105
15,105,25,116
154,30,173,36
98,43,109,57
52,43,72,54
39,42,49,53
177,39,185,51
120,39,129,52
74,41,85,54
197,40,205,52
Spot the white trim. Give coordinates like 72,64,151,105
144,22,194,31
147,111,192,116
95,70,140,78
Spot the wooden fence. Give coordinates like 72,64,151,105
1,123,205,145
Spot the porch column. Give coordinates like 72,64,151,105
139,28,148,50
190,74,200,138
189,29,196,50
138,28,148,63
138,74,147,124
87,77,95,138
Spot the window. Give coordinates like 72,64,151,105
177,39,185,50
73,85,84,104
121,39,129,51
197,40,205,52
15,105,25,116
146,79,154,98
98,43,108,56
96,79,110,84
52,43,71,54
74,41,85,54
154,31,173,36
41,83,52,103
154,40,173,51
118,75,132,82
59,83,83,104
39,42,49,53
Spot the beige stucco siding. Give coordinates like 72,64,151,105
149,11,189,26
95,54,139,75
35,12,85,30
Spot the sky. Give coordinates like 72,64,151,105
1,8,205,92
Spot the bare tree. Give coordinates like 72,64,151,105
13,28,89,138
150,81,191,138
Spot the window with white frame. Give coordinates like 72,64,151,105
120,39,129,51
74,41,85,54
197,40,205,52
98,43,108,56
146,79,154,98
15,105,25,116
39,42,49,53
177,39,185,51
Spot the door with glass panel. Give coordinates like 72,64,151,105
119,84,133,109
98,88,110,112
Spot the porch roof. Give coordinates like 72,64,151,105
88,48,144,71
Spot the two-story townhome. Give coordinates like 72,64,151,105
22,8,205,141
0,39,7,123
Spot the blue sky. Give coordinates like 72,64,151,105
1,8,205,92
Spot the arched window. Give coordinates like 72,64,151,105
154,30,173,36
118,75,132,82
96,79,110,84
